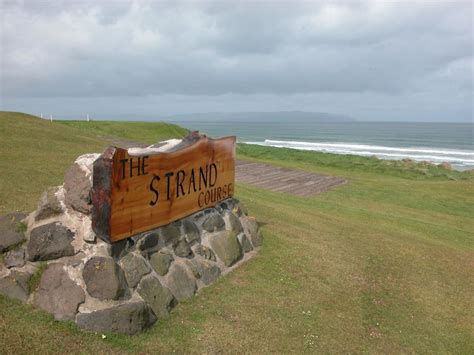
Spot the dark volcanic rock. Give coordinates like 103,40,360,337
119,252,151,288
35,187,63,221
159,224,181,246
137,275,175,318
27,222,75,261
0,212,27,253
76,302,157,335
0,270,32,302
83,256,128,300
64,162,92,214
34,263,85,321
137,232,159,251
4,248,26,268
111,238,129,259
183,219,200,244
202,213,226,232
207,231,243,267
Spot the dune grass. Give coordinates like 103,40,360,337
0,112,473,353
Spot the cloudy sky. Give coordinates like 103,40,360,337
1,0,472,122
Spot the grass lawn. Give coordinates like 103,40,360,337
1,112,473,353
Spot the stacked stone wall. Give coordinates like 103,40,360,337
0,152,262,334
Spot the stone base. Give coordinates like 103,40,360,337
0,152,262,335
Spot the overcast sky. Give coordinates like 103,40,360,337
1,0,472,122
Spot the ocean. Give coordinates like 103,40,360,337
175,120,474,171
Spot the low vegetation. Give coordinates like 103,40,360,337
0,112,472,353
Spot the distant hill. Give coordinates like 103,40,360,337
166,111,355,122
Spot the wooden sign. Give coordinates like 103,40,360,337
92,133,236,243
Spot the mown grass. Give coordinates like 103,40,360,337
0,112,473,353
0,112,187,214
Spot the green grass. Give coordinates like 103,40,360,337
0,112,473,353
0,112,187,214
58,119,187,145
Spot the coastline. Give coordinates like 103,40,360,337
242,140,474,171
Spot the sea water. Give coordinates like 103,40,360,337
176,120,474,171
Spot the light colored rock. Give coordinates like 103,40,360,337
240,216,263,247
194,244,216,261
191,259,221,285
64,161,93,214
207,230,243,267
149,250,174,276
164,263,197,301
237,233,253,253
225,212,243,234
34,263,85,320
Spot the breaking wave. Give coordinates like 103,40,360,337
244,139,474,169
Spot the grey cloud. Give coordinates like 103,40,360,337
0,0,472,121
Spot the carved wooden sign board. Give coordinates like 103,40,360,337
92,134,236,243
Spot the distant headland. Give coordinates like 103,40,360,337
166,111,355,122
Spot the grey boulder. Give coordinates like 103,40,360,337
164,263,197,301
226,212,243,234
237,233,253,253
240,216,263,247
194,245,216,261
35,187,63,221
183,219,200,244
83,256,128,300
64,162,92,214
4,248,26,268
191,259,221,285
76,302,157,335
173,239,192,257
149,250,174,276
207,230,243,267
0,270,32,302
137,275,175,318
159,223,182,246
34,263,85,320
202,213,226,232
119,252,151,288
27,222,75,261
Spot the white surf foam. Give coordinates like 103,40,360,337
244,139,474,168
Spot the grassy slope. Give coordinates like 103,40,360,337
0,112,473,353
0,112,187,214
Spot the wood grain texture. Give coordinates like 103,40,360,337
92,135,236,242
235,160,346,197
